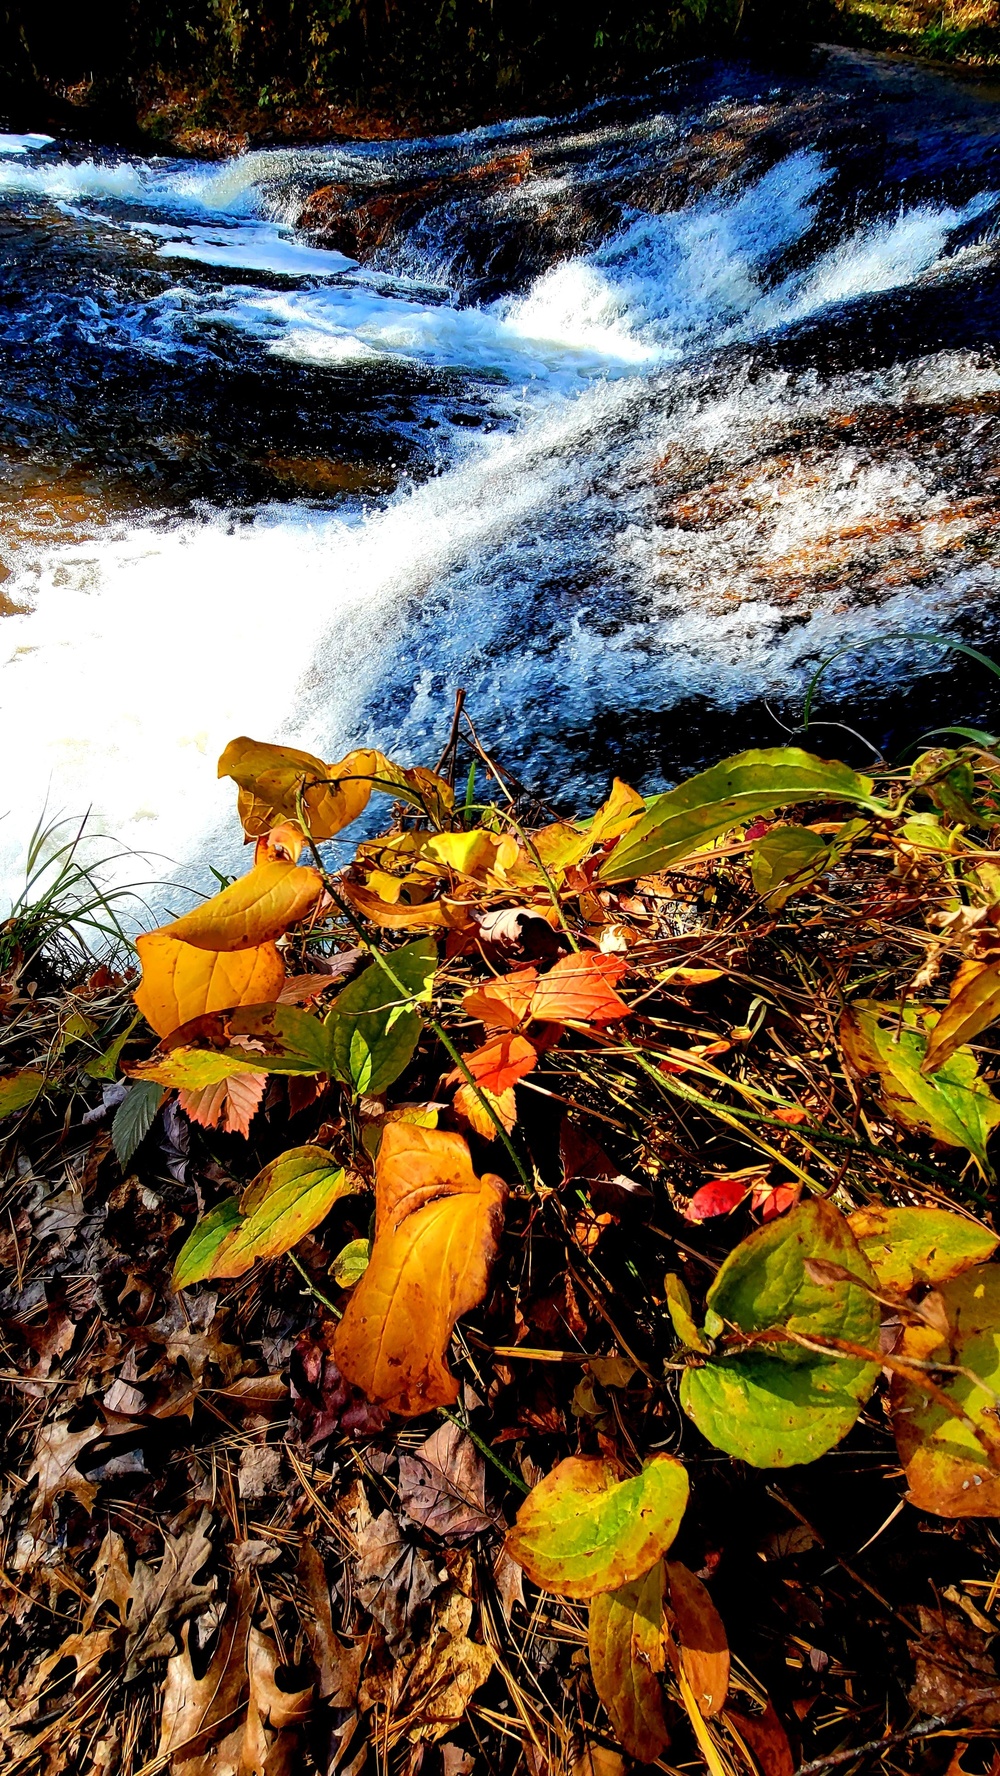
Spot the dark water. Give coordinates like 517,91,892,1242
4,47,1000,895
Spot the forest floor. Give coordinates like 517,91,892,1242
3,710,1000,1776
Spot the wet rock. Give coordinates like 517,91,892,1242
296,149,533,259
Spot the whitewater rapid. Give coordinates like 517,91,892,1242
3,54,1000,909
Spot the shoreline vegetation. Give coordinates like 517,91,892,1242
5,703,1000,1770
2,0,1000,157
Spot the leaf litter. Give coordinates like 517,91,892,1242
6,719,1000,1774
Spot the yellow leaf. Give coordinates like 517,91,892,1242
922,962,1000,1074
0,1068,46,1118
126,1046,268,1090
588,1562,671,1763
333,1125,505,1415
584,778,646,847
454,1080,518,1138
848,1206,998,1294
219,736,384,840
505,1454,689,1599
424,829,504,878
133,932,285,1039
164,860,323,952
340,879,452,929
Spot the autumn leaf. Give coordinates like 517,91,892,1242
177,1069,267,1137
133,930,284,1039
453,1080,518,1138
341,877,452,929
462,1031,538,1094
848,1206,998,1294
0,1068,45,1117
212,1147,359,1280
583,777,647,847
397,1420,496,1541
463,967,538,1030
505,1454,689,1599
684,1176,751,1222
172,1198,244,1290
163,859,323,951
600,747,884,883
126,1045,270,1093
922,962,1000,1074
588,1561,671,1762
219,735,383,839
530,951,629,1024
891,1262,1000,1516
333,1125,505,1415
665,1562,729,1718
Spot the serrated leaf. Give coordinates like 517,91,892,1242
0,1068,46,1118
599,748,883,883
112,1080,167,1167
842,1001,1000,1176
505,1454,689,1599
922,963,1000,1074
172,1198,243,1289
133,931,285,1039
588,1562,671,1763
126,1047,269,1091
328,936,437,1096
333,1125,505,1415
848,1206,998,1294
163,860,323,952
156,1003,334,1076
679,1201,880,1467
209,1147,359,1279
891,1263,1000,1516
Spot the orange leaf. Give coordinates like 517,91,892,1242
665,1561,729,1718
164,860,323,952
254,822,306,864
463,968,538,1031
133,933,285,1040
529,951,629,1024
178,1071,266,1137
333,1125,505,1415
463,1033,538,1094
340,878,450,930
454,1081,518,1139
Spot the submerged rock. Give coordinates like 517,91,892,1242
296,150,533,260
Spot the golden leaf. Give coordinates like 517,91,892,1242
164,860,323,951
333,1125,505,1415
133,931,285,1039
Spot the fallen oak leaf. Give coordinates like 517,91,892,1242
398,1419,497,1542
333,1125,506,1415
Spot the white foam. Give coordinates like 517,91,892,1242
0,132,54,157
129,218,357,277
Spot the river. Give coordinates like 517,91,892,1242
3,46,1000,904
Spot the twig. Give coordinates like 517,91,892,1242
794,1688,1000,1775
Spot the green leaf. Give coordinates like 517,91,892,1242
172,1198,243,1289
153,1003,335,1077
665,1273,711,1353
126,1047,268,1091
679,1201,880,1467
209,1146,360,1279
505,1453,689,1599
750,827,828,909
848,1206,998,1294
112,1080,167,1168
327,936,437,1096
841,1001,1000,1177
0,1068,46,1118
588,1562,671,1763
331,1237,370,1287
891,1263,1000,1516
84,1012,141,1081
599,748,883,883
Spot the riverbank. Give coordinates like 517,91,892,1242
3,725,1000,1774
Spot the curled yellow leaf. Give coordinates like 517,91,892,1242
219,736,384,840
164,860,323,952
333,1125,505,1416
133,932,285,1040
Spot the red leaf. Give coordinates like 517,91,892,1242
751,1181,802,1221
463,968,538,1031
684,1178,750,1223
463,1033,538,1095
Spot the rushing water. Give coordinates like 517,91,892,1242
5,46,1000,903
